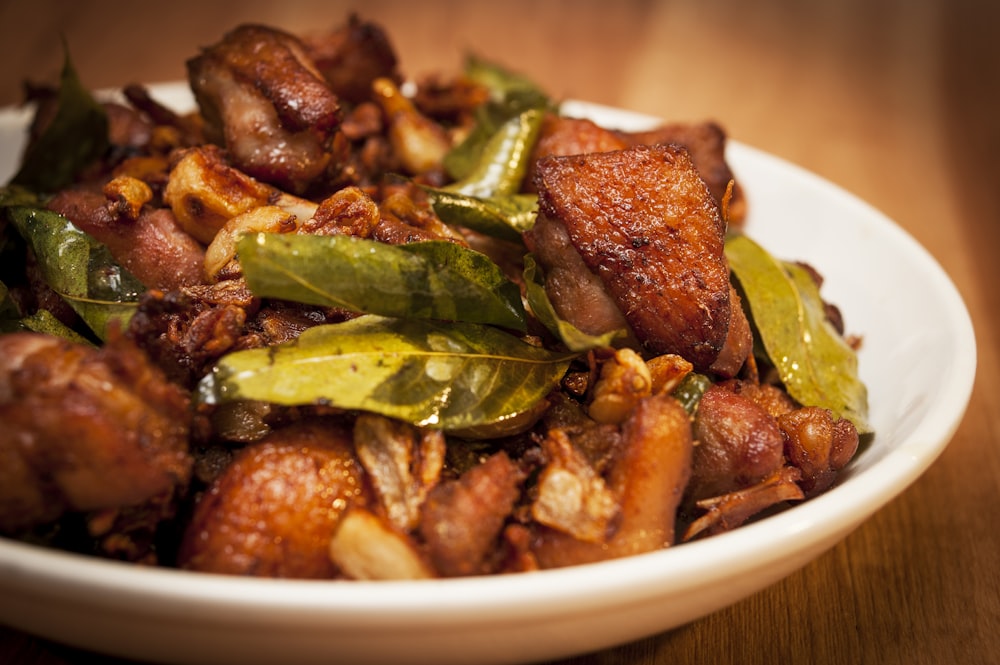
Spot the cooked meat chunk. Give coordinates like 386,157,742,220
530,144,733,371
620,121,746,223
524,114,629,192
46,186,206,290
177,419,364,578
526,210,638,345
0,332,192,534
418,451,524,577
688,384,786,502
187,24,345,194
126,279,350,389
532,394,693,567
302,14,402,106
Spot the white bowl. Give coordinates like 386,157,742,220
0,86,977,665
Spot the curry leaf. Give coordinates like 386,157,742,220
197,315,576,431
18,308,95,345
725,233,871,433
422,188,537,242
0,280,21,332
238,233,527,331
463,54,551,105
11,47,109,192
523,254,625,351
6,206,143,340
444,108,545,197
444,56,552,182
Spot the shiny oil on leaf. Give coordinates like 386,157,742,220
725,234,871,433
422,188,536,242
5,205,142,340
238,233,527,331
198,315,576,431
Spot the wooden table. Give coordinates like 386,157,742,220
1,1,997,663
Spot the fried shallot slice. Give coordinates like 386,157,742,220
0,332,192,535
529,144,737,372
352,413,445,532
683,466,805,541
329,507,434,580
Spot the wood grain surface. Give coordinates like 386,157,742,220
0,1,997,663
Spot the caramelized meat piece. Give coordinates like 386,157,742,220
127,279,349,389
418,451,524,577
532,394,693,567
621,121,746,223
126,281,256,388
46,186,206,290
778,406,860,496
530,144,733,371
524,114,629,192
177,419,365,578
0,332,192,534
302,14,402,106
187,24,344,194
687,384,785,503
526,211,638,345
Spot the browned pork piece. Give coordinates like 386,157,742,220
301,14,402,106
418,451,525,577
187,24,345,195
528,143,749,374
619,121,746,223
177,418,366,578
46,181,206,291
524,114,629,192
526,114,745,223
0,332,192,535
531,394,693,568
687,384,786,502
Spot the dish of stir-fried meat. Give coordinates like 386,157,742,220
0,14,867,579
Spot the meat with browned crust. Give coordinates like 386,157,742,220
0,332,192,535
530,143,733,371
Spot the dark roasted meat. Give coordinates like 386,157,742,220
46,185,206,291
418,451,525,577
529,143,735,371
0,332,192,534
620,121,746,223
187,24,345,195
177,418,364,578
302,14,402,106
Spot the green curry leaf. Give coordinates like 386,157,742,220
444,108,545,199
198,315,576,431
238,233,527,331
422,188,537,242
6,205,143,340
725,233,871,433
443,56,552,183
10,47,109,192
